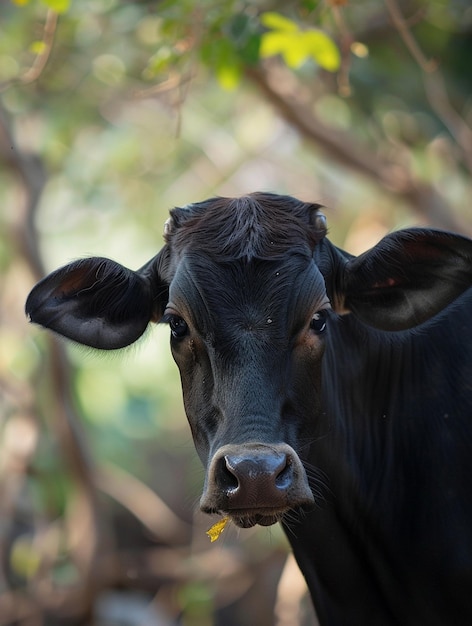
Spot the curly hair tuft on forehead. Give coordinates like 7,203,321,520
165,192,327,261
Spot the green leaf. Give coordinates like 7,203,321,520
260,12,298,32
226,13,251,42
260,31,289,58
222,14,261,65
30,40,47,55
304,31,340,71
283,41,310,69
260,31,309,69
260,19,340,72
216,63,241,91
301,0,319,10
143,46,174,79
241,32,261,65
41,0,70,13
200,37,242,90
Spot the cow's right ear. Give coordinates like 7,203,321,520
25,255,169,350
332,229,472,331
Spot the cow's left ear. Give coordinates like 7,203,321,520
25,253,169,350
336,229,472,331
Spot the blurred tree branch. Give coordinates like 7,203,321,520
0,106,46,279
384,0,436,72
385,0,472,174
96,462,191,545
20,9,58,85
0,103,105,623
0,9,58,94
247,62,471,235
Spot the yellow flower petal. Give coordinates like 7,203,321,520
206,516,230,542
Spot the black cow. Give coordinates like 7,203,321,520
26,193,472,625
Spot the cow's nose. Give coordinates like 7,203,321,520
216,450,292,507
200,443,314,518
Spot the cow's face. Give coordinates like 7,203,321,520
164,255,329,526
159,196,329,526
26,193,472,528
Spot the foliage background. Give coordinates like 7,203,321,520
0,0,471,624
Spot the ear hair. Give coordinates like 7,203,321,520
163,204,195,241
163,217,173,240
309,205,328,242
312,211,327,234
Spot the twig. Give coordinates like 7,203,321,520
133,71,195,99
384,0,436,72
21,10,58,84
0,104,46,279
96,462,191,545
384,0,472,173
330,4,353,97
0,9,58,93
423,71,472,174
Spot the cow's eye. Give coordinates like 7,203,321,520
310,310,327,334
169,315,188,339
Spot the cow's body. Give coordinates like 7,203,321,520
26,194,472,625
293,288,472,624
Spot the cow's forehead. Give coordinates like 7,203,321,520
167,252,329,334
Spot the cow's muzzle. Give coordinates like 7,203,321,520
200,443,314,528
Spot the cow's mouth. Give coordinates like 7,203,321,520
227,510,283,528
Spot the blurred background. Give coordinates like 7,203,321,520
0,0,471,624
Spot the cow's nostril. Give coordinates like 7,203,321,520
216,456,240,492
275,457,292,490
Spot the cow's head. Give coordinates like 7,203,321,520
26,193,472,528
